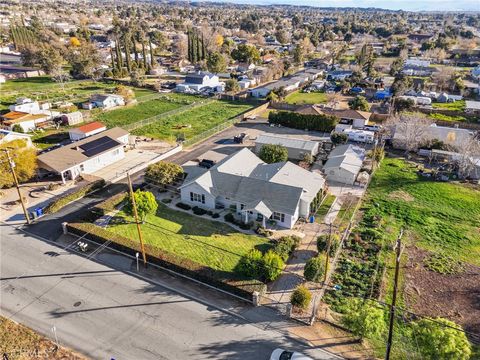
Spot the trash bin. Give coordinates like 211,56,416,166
31,211,38,219
309,215,315,223
35,207,43,217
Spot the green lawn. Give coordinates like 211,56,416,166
367,157,480,265
31,129,70,150
132,100,254,142
108,203,270,272
431,100,465,111
315,194,336,223
285,91,328,105
94,98,185,128
1,76,57,93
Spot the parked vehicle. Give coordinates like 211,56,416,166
199,159,216,168
270,348,313,360
233,133,249,143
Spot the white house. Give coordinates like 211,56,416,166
179,148,326,229
0,129,33,147
343,129,375,144
1,112,52,132
255,134,320,160
327,70,353,81
37,127,130,183
323,145,365,185
176,72,224,93
69,122,107,141
8,98,44,113
87,94,125,109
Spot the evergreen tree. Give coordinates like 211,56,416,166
124,37,131,72
149,38,155,67
142,41,147,68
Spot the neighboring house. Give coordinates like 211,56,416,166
1,111,50,132
179,148,326,229
238,78,256,90
342,129,375,143
472,65,480,80
176,72,224,93
87,94,125,109
0,129,33,147
61,111,84,126
8,98,49,113
405,58,431,67
325,109,372,129
323,144,365,185
69,122,108,141
236,62,256,72
254,134,320,160
393,123,478,153
465,100,480,115
37,127,130,183
327,70,353,81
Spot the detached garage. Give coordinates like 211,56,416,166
323,145,364,185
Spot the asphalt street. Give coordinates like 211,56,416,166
0,225,339,360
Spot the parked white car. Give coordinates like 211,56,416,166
270,348,313,360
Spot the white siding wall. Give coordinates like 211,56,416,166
326,167,356,185
180,183,216,209
74,146,125,175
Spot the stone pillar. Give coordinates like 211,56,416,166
61,222,68,235
252,291,260,306
262,216,266,228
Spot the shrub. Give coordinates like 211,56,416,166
192,206,207,216
224,213,235,223
331,132,348,145
176,202,191,210
256,226,273,237
317,234,340,256
212,213,220,219
258,144,288,164
237,249,263,278
273,235,301,261
94,190,128,216
304,255,326,282
290,285,312,310
269,111,338,132
124,190,158,222
161,198,172,204
44,179,105,214
424,252,464,274
262,250,284,282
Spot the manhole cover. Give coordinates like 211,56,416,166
73,301,81,307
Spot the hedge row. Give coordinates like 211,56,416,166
268,111,339,132
66,222,267,300
44,179,106,214
93,191,128,216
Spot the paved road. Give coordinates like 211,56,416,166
1,226,339,360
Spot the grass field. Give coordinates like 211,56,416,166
132,100,254,142
315,194,336,223
431,100,466,111
367,157,480,265
31,129,70,150
94,93,204,128
285,91,328,105
108,203,270,272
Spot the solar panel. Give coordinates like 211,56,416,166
79,136,121,157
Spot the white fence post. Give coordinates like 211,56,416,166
61,222,68,235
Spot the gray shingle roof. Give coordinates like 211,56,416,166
255,134,319,151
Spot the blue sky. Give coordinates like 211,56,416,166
199,0,479,11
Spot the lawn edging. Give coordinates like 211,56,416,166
66,222,267,301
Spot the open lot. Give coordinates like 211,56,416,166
132,100,254,142
108,202,270,272
284,91,328,105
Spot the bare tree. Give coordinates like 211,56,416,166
386,113,432,153
455,135,480,179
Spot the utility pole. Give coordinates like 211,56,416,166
324,223,332,283
127,172,147,267
2,149,30,224
385,228,404,360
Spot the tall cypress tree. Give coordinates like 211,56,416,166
142,40,147,68
195,32,200,63
124,37,131,72
201,33,206,60
149,38,155,67
110,47,116,70
115,38,122,69
187,30,192,63
133,33,139,64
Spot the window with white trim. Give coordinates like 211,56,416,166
271,212,285,222
190,192,205,204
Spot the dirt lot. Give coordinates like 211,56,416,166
404,246,480,337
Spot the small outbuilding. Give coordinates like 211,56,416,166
69,121,107,141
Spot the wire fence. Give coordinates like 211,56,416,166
182,115,243,148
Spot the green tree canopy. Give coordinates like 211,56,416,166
349,96,370,111
225,78,239,93
67,42,102,79
413,318,471,360
341,298,386,339
206,51,226,73
237,249,263,279
231,44,260,64
258,144,288,164
330,132,348,145
145,161,184,188
124,190,158,222
0,140,37,188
